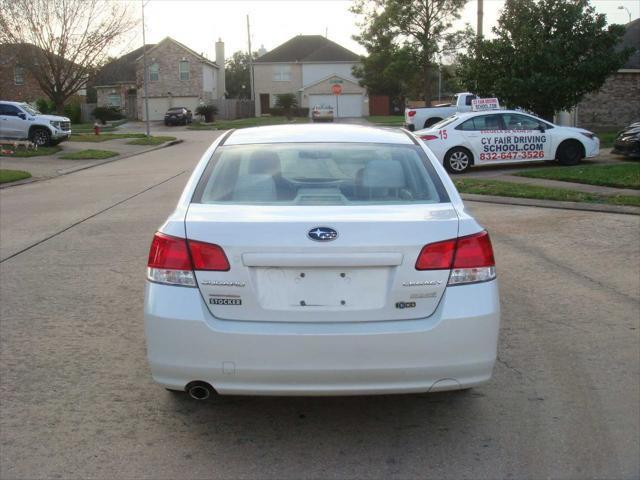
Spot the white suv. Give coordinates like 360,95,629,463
0,101,71,146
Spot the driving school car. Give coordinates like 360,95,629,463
415,108,599,174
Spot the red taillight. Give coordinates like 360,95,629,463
415,239,456,270
188,240,230,271
408,110,416,117
453,231,495,268
148,232,192,270
415,231,495,270
420,134,438,141
147,232,230,271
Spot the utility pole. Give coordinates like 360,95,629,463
246,15,255,103
141,0,150,137
477,0,484,39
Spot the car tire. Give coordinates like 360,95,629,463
556,140,583,166
444,147,473,174
29,128,51,147
424,117,443,128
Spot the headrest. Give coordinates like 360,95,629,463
249,150,281,176
361,159,405,189
232,174,277,202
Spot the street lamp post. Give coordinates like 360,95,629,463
141,0,150,137
618,5,631,23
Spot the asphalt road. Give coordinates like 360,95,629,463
1,131,639,479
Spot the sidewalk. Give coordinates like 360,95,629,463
1,136,181,185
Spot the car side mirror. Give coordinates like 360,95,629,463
17,113,26,120
538,125,546,133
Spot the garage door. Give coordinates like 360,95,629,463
143,98,170,121
142,97,200,121
308,94,363,118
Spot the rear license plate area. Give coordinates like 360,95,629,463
254,267,388,311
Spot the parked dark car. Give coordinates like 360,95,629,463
612,122,640,158
164,107,192,126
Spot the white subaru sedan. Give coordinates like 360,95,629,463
415,110,599,173
144,124,500,399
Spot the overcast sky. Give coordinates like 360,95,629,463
118,0,640,62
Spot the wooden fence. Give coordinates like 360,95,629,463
214,99,254,120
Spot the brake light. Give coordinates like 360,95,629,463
148,232,192,270
415,239,456,270
420,134,438,141
415,231,496,285
408,110,416,117
147,232,230,286
188,240,230,271
453,231,495,268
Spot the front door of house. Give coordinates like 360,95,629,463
260,94,269,115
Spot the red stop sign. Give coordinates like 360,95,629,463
332,84,342,95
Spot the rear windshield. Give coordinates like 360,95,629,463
192,143,449,205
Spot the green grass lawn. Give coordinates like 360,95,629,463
0,169,32,184
59,149,119,160
71,123,116,133
0,145,62,157
190,116,310,131
515,163,640,189
365,115,404,126
126,136,176,146
454,178,640,207
69,133,147,142
596,131,618,149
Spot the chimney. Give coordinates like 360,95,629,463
215,38,225,100
257,44,267,57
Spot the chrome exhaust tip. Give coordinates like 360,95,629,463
186,381,213,400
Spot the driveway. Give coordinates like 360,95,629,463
1,130,638,479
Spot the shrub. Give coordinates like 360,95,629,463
92,106,124,125
64,103,82,123
35,98,54,114
195,103,218,122
274,93,298,119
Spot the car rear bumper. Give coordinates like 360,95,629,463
144,280,500,395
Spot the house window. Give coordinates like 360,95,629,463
14,66,25,85
149,63,159,82
107,94,121,107
179,60,189,81
273,65,291,81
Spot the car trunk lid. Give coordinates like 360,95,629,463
186,203,458,322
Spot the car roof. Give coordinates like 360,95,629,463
224,124,415,145
454,109,536,120
0,101,23,105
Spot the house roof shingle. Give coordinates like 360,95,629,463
254,35,360,63
92,45,152,86
620,18,640,70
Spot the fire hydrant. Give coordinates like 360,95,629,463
93,122,101,135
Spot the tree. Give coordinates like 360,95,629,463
351,0,473,102
0,0,137,113
457,0,632,120
225,51,258,99
274,93,298,119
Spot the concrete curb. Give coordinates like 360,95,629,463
461,193,640,216
0,139,184,189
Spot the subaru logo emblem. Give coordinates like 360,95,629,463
308,227,338,242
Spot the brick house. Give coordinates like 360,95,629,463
575,19,640,131
0,43,87,106
0,43,49,102
94,36,225,121
253,35,367,118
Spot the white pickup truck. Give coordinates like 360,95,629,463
0,100,71,146
404,92,478,131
